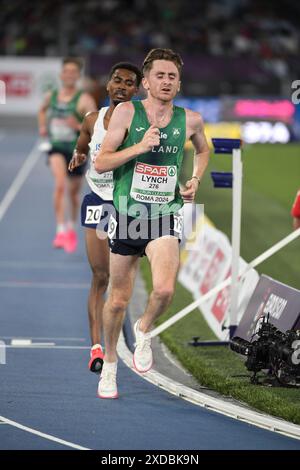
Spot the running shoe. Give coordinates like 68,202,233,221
98,361,118,399
88,345,104,373
64,229,78,253
52,232,66,249
133,319,153,373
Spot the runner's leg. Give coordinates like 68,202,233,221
68,175,84,225
103,252,139,362
85,227,109,346
49,153,67,226
63,175,84,252
141,237,180,332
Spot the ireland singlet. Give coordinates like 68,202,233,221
86,107,113,200
113,101,186,219
48,89,83,153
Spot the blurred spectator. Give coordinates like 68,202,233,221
1,1,298,58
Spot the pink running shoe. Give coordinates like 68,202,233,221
88,346,104,373
64,229,78,253
52,232,66,249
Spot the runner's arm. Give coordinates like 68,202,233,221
94,102,160,173
69,112,97,172
37,91,51,136
180,111,210,202
75,111,96,154
190,113,210,182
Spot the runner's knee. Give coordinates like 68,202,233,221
152,285,174,304
91,266,109,290
70,192,80,205
54,182,65,195
109,295,130,315
69,183,79,197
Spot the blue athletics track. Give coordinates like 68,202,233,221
0,128,299,451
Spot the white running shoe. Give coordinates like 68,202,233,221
133,319,153,373
38,139,52,152
98,361,118,399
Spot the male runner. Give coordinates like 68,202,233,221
68,63,142,372
94,48,210,398
38,57,97,252
291,190,300,230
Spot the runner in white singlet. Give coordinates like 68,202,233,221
68,63,142,373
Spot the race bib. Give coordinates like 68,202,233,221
130,162,177,204
92,170,114,189
50,118,77,142
108,215,117,240
173,213,183,237
89,153,113,189
85,205,103,224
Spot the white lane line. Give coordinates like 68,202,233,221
0,140,40,223
11,339,32,346
0,336,86,342
10,339,56,347
6,345,89,350
0,281,89,289
0,416,90,450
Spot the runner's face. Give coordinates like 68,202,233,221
143,60,180,102
60,63,81,88
107,69,138,105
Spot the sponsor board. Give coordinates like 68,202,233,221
234,275,300,341
179,220,259,340
0,57,61,115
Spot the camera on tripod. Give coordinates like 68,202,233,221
230,315,300,386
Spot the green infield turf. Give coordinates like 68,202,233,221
188,143,300,290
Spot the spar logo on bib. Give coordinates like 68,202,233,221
136,163,168,177
131,162,177,204
135,163,177,180
168,166,176,177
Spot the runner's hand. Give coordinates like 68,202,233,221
68,150,87,172
180,179,199,203
139,125,160,153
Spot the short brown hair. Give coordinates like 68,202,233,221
142,48,183,76
62,57,83,71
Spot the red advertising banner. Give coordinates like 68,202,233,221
0,73,32,97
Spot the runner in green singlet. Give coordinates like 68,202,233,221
38,57,97,252
94,48,210,399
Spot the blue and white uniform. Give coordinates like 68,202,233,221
81,107,114,230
